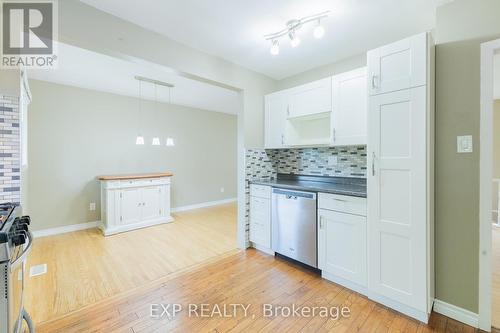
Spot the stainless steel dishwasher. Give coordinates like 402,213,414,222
271,188,317,267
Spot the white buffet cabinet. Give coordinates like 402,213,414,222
98,173,174,236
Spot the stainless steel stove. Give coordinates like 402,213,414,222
0,203,34,333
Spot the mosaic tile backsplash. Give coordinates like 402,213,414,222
0,95,20,204
244,146,367,245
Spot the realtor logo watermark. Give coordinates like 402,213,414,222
1,0,58,68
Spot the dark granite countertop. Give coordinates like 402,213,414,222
251,174,367,198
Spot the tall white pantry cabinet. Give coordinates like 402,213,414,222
367,32,435,322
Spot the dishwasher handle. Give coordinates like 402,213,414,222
272,188,316,200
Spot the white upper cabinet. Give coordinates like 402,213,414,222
331,67,367,146
287,77,332,118
264,91,288,148
368,32,427,95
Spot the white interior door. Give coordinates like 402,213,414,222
120,188,142,225
318,209,367,286
332,67,367,146
265,92,288,148
141,186,162,221
368,33,426,95
368,86,427,311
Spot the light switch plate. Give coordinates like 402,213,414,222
328,156,338,165
457,135,473,153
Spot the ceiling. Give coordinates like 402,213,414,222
80,0,449,80
28,43,240,114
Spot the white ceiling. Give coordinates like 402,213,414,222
28,43,240,114
81,0,448,80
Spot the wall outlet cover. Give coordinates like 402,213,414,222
457,135,473,153
220,187,225,193
89,202,96,211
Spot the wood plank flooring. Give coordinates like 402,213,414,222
493,225,500,329
24,203,237,324
36,249,479,333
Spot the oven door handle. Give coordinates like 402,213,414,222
11,231,34,270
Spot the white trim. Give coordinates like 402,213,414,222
367,291,430,323
479,38,500,332
322,271,368,297
171,198,237,213
236,92,247,250
100,216,174,236
32,221,99,238
250,243,275,256
433,299,479,328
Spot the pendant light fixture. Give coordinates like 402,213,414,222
152,83,161,146
166,86,175,147
135,80,145,145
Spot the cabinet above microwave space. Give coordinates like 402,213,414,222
264,67,367,148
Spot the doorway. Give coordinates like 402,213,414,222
479,38,500,332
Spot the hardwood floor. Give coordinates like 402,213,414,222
35,249,478,333
25,203,237,324
493,225,500,329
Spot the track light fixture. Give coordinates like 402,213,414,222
265,11,329,55
270,39,280,55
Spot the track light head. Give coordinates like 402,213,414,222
289,31,301,48
270,40,280,55
313,20,325,39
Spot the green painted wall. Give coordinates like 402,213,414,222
434,0,500,313
27,80,237,231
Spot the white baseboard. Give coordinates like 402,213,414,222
171,198,237,213
433,299,479,328
32,198,237,238
101,216,174,236
322,271,368,297
32,221,99,238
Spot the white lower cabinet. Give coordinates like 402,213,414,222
318,193,367,292
100,177,173,235
249,184,272,252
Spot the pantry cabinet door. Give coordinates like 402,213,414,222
367,87,427,311
332,67,367,146
318,209,367,286
120,188,142,225
264,92,288,148
141,186,162,221
368,33,427,95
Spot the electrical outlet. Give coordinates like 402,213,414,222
220,187,225,193
328,156,338,165
89,202,96,211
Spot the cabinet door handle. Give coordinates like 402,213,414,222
371,74,378,89
281,134,284,145
319,219,324,229
372,152,376,176
287,105,290,116
333,128,336,142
